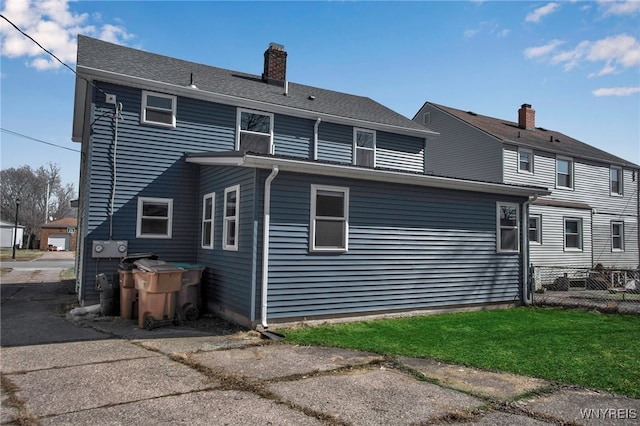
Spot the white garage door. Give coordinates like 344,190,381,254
48,236,67,251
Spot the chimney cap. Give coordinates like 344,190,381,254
268,42,285,51
521,103,532,109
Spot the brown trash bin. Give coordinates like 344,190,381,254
172,263,205,322
133,260,183,330
118,254,157,319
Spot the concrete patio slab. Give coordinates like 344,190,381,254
191,344,384,381
399,357,550,401
134,332,263,355
267,367,484,426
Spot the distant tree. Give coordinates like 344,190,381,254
1,164,76,248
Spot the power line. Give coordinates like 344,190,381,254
1,128,80,153
0,13,108,97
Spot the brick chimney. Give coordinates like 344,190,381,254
262,42,287,86
518,104,535,130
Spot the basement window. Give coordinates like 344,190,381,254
141,91,176,128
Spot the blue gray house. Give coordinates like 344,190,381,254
72,36,548,328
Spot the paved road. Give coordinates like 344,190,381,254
0,251,75,270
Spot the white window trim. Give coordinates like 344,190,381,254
563,217,583,251
556,156,574,190
223,185,240,251
611,221,624,252
529,214,542,245
496,202,520,253
310,184,349,253
236,108,274,154
136,197,173,239
201,192,215,249
610,166,623,196
353,128,376,167
518,148,534,174
141,91,177,128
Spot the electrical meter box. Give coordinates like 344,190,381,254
92,240,128,258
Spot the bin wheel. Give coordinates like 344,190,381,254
173,313,183,326
185,306,200,321
144,316,155,330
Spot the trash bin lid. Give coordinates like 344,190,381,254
120,253,158,270
171,262,204,270
134,259,184,273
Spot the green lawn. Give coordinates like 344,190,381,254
284,307,640,398
0,249,42,262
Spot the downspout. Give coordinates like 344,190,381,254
522,194,538,305
313,118,321,160
261,165,280,328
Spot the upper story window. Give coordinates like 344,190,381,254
141,91,176,128
611,221,624,251
310,185,349,252
564,218,582,251
497,203,520,253
201,192,215,249
237,109,273,154
223,185,240,251
556,157,574,189
353,128,376,167
137,197,173,239
518,148,533,173
610,166,623,196
529,215,541,244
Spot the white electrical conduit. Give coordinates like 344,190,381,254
109,102,123,240
313,118,321,160
261,165,280,328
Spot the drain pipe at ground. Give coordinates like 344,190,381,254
522,195,538,305
261,166,279,328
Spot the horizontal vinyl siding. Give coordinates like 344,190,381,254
529,204,592,268
274,115,312,158
196,167,257,320
592,213,639,269
316,122,352,163
82,83,237,302
376,131,424,173
416,105,502,181
266,173,524,320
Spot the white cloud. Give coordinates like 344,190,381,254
0,0,133,71
526,2,560,23
598,0,640,16
524,39,564,59
592,87,640,96
527,34,640,75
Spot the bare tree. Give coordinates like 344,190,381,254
1,164,76,248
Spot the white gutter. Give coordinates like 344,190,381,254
261,166,280,328
76,66,438,140
313,118,321,160
522,195,538,305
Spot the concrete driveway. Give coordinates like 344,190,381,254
1,267,638,425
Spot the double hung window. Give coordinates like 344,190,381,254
201,193,215,249
223,185,240,251
564,218,582,250
141,91,176,127
237,109,273,154
497,203,520,253
353,129,375,167
137,197,173,238
310,185,349,252
610,166,622,196
611,221,624,251
519,149,533,173
528,215,541,244
556,157,574,189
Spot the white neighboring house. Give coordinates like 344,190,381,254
414,102,639,270
0,220,24,249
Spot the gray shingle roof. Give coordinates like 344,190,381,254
426,102,638,168
77,36,430,134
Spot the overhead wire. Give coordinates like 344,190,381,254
1,128,80,153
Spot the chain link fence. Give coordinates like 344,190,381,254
532,266,640,314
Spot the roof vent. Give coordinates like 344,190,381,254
466,111,477,116
308,95,315,100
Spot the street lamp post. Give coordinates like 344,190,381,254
12,198,21,260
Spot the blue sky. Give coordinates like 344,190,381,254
1,0,639,189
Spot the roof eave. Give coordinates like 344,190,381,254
76,66,438,139
186,154,550,198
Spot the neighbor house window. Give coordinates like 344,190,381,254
201,192,215,249
564,218,582,250
611,221,624,251
353,128,375,167
141,91,176,128
310,185,349,252
610,166,623,196
237,109,273,154
529,215,541,244
137,197,173,238
519,148,533,173
223,185,240,251
497,203,520,253
556,157,574,189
